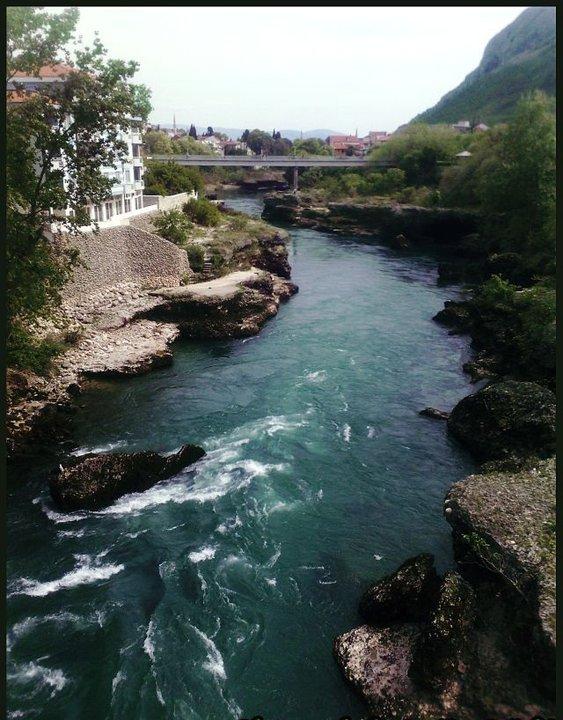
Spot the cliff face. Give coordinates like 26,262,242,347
413,7,556,125
262,192,478,250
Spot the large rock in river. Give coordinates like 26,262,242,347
447,380,556,461
359,553,441,625
51,444,205,510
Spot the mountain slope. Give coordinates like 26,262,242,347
413,7,555,125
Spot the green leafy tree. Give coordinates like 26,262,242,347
371,124,463,185
152,209,192,245
477,91,555,273
144,129,174,155
293,138,332,156
144,161,203,195
7,6,152,370
188,124,197,139
183,198,221,226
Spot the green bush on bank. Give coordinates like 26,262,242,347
185,244,205,273
7,323,67,375
183,198,221,226
153,209,193,245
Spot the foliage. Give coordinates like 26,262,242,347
6,6,151,370
183,198,221,226
473,275,516,312
298,167,405,199
292,138,332,156
371,124,465,186
245,129,293,155
6,323,67,374
477,92,555,274
143,130,214,156
414,8,555,126
185,244,205,273
152,209,192,246
144,161,203,196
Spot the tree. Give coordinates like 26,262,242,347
477,92,555,273
7,7,152,369
293,138,332,157
206,125,214,136
372,124,463,185
240,129,250,143
144,129,174,155
144,161,203,195
188,124,197,139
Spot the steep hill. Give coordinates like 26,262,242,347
413,7,556,125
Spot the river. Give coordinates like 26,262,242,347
7,194,476,720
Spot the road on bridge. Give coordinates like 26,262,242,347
148,154,394,190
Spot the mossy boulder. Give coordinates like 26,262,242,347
410,572,476,695
447,380,556,461
51,444,205,510
359,554,441,625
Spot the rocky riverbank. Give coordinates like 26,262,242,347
262,192,556,718
7,214,296,456
262,192,479,251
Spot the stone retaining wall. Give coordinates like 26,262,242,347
64,225,189,300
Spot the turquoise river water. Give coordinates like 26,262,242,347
7,195,477,720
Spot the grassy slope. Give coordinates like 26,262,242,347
413,7,555,125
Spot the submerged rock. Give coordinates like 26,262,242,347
447,380,556,461
50,444,205,511
419,407,450,421
359,554,441,625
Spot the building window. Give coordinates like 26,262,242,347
124,198,131,213
93,205,103,221
124,169,131,183
105,201,113,218
133,166,142,182
132,144,142,158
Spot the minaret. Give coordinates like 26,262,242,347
173,113,177,134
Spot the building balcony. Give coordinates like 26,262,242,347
132,156,143,166
131,132,143,144
134,180,144,190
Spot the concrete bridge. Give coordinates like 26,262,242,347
149,154,394,190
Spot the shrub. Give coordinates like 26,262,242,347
7,323,66,375
152,209,192,245
473,274,516,312
185,243,205,273
183,198,221,226
144,161,204,196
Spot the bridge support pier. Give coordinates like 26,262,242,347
292,166,298,192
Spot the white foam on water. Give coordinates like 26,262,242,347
192,626,226,681
8,661,68,698
39,501,87,525
111,670,125,695
266,578,277,587
216,515,242,535
299,565,325,571
304,369,327,383
317,489,324,500
124,529,148,539
342,424,352,442
265,548,281,568
188,546,217,564
57,528,86,538
143,619,156,662
9,554,124,597
373,554,384,561
70,440,127,457
319,580,337,586
367,426,376,438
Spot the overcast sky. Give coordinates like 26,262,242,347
57,6,525,133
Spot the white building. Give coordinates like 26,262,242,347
8,64,148,230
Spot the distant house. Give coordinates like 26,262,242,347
327,134,366,157
452,120,472,133
365,130,389,147
223,140,249,155
455,150,472,159
198,134,224,153
474,122,490,132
